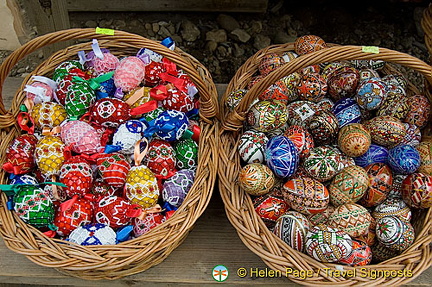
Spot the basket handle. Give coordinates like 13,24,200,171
222,45,432,131
0,28,218,122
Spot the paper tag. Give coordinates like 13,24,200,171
95,27,115,35
362,46,380,54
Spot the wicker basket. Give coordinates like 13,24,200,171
218,43,432,286
0,28,219,280
422,2,432,62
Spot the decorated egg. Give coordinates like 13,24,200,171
226,89,247,111
246,100,288,132
259,73,300,104
174,139,199,169
238,130,268,164
31,102,66,129
375,215,415,252
65,80,96,119
418,141,432,175
90,98,131,128
68,223,116,245
253,193,290,228
91,178,116,199
61,120,102,154
327,66,360,101
387,144,420,174
162,169,195,207
287,100,319,127
294,35,327,55
59,156,93,198
404,94,431,128
296,72,327,102
307,204,335,226
377,92,409,120
153,110,189,141
283,177,329,215
327,203,371,237
92,52,119,75
317,97,334,111
372,197,412,222
355,217,377,247
144,61,164,86
265,136,299,178
338,240,372,266
401,172,432,208
382,74,407,91
25,79,56,104
303,146,343,182
283,125,314,159
332,97,362,128
272,211,310,252
305,224,352,263
114,56,146,92
2,134,38,175
52,60,84,82
351,59,385,70
55,75,74,105
162,86,194,113
364,116,406,148
133,212,166,237
54,196,94,237
358,68,380,82
308,109,339,145
94,195,138,228
355,78,387,110
238,163,275,196
258,53,284,76
353,144,389,167
360,163,393,207
34,135,65,177
388,174,407,199
96,78,116,99
338,123,371,157
329,165,369,206
400,123,421,147
110,120,145,155
145,139,177,179
96,153,131,188
10,174,38,185
125,165,159,209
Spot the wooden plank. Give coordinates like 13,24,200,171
65,0,268,13
52,0,71,30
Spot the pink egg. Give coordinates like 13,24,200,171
114,56,146,92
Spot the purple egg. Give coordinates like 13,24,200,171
162,170,195,207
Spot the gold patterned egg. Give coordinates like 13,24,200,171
31,102,67,129
338,123,371,157
364,116,406,148
34,135,65,176
327,203,372,238
125,165,159,209
239,163,275,196
329,165,369,207
417,141,432,176
376,92,409,120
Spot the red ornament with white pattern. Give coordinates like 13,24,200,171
2,134,38,175
94,195,140,228
59,156,93,198
145,139,177,179
144,61,164,86
133,212,166,237
54,195,94,237
55,75,74,105
162,86,194,113
90,98,131,128
96,153,131,188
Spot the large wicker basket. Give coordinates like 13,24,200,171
0,28,219,280
218,42,432,286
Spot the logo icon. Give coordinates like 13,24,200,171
212,265,229,282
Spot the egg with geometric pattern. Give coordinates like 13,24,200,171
238,130,269,164
273,211,311,252
372,197,412,222
253,193,290,228
265,135,299,178
303,146,344,182
375,215,415,252
327,203,372,238
329,165,369,207
387,144,420,175
338,123,371,157
417,141,432,176
283,125,314,159
239,163,275,196
338,239,372,266
308,109,339,145
360,163,393,207
246,100,288,132
401,172,432,209
363,116,406,149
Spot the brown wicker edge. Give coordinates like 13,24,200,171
218,44,432,286
422,3,432,62
0,28,219,280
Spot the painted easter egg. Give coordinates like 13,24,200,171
258,53,284,76
145,139,177,179
259,73,300,104
308,110,339,145
372,197,412,222
296,72,328,102
307,204,335,226
226,89,247,111
246,100,288,132
125,165,159,209
61,120,102,154
2,134,38,175
404,94,431,128
94,195,138,228
153,110,189,141
327,203,372,238
353,144,388,168
272,211,311,252
377,92,409,120
358,68,380,82
382,74,407,91
96,153,131,188
417,141,432,175
332,97,362,128
114,56,146,92
238,130,269,164
239,163,275,196
162,169,195,207
375,215,415,252
265,136,299,178
355,78,387,110
59,156,93,198
68,223,116,245
133,213,166,237
286,100,319,127
305,224,353,263
54,196,94,237
34,135,65,177
338,123,371,157
338,240,372,266
329,165,369,207
364,116,406,148
253,193,290,228
401,172,432,209
303,146,343,182
283,125,314,159
360,163,393,207
387,144,420,174
294,35,327,55
162,86,194,113
90,98,131,128
317,97,334,111
388,174,408,200
174,138,199,169
351,59,385,70
327,66,360,101
65,80,96,119
283,176,329,215
355,217,377,247
321,61,349,79
400,123,421,147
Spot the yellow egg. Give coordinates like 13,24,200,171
31,102,66,129
125,165,159,208
34,135,65,176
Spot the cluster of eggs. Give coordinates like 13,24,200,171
2,38,200,245
234,35,432,266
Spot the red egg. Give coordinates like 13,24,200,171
54,196,94,237
96,153,131,188
94,195,138,228
59,156,93,198
2,134,38,175
90,98,131,128
144,139,177,180
359,163,393,207
144,61,165,86
253,193,290,228
402,172,432,208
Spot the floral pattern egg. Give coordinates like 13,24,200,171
355,78,387,110
329,165,369,207
246,100,288,132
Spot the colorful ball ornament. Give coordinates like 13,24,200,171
111,120,145,154
90,98,131,128
153,110,189,141
114,56,146,92
417,141,432,175
55,75,74,105
144,60,164,86
287,100,319,127
34,135,65,177
364,116,406,148
401,172,432,208
60,120,102,154
68,223,116,245
404,94,431,128
54,196,94,237
96,153,131,188
238,163,275,196
372,197,412,222
338,240,372,266
59,156,93,198
10,174,38,185
246,100,288,132
265,136,299,178
329,165,369,207
272,211,311,252
327,203,372,238
332,97,362,128
283,125,314,159
258,53,284,76
94,195,139,228
145,139,177,179
133,212,166,237
294,35,327,55
353,144,389,168
305,224,353,263
327,66,360,101
377,92,409,120
253,193,290,228
387,144,420,174
125,165,160,209
65,80,96,119
91,177,116,198
303,146,343,182
162,86,194,113
338,123,371,157
283,177,329,215
162,169,195,207
355,78,387,110
2,134,38,175
308,109,339,145
175,138,199,169
375,215,415,252
31,102,67,129
360,163,393,207
296,72,328,102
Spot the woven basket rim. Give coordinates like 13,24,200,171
0,28,219,280
218,41,432,286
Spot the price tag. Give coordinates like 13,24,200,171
95,27,115,36
362,46,380,54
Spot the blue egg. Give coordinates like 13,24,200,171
332,97,361,128
387,144,420,174
354,144,389,167
96,78,116,99
265,135,299,178
154,110,189,141
10,174,38,185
